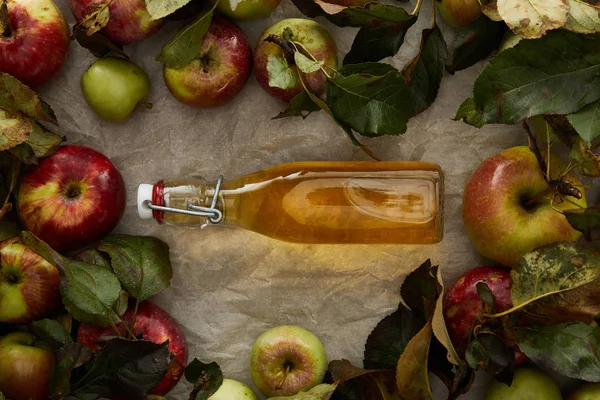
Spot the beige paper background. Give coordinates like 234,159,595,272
41,0,599,397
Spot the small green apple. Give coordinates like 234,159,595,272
250,325,327,397
485,368,562,400
568,383,600,400
211,378,259,400
214,0,281,20
81,57,151,122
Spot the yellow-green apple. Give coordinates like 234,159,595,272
17,145,126,253
76,301,189,395
81,57,151,122
443,266,527,364
568,383,600,400
68,0,163,45
462,146,587,267
250,325,327,397
0,332,55,400
211,378,259,400
485,368,561,400
163,17,252,109
436,0,482,29
254,18,338,103
0,0,69,88
214,0,281,20
0,237,60,323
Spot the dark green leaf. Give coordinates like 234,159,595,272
395,320,433,400
567,98,600,146
402,25,448,117
72,338,171,398
26,122,64,159
289,0,325,18
145,0,192,20
476,282,496,307
8,142,36,164
0,221,19,241
0,108,31,151
185,359,223,400
30,319,73,347
517,322,600,381
570,136,600,177
98,234,172,301
363,304,424,370
565,207,600,241
74,30,128,59
328,360,395,400
72,248,112,270
0,73,56,123
465,334,514,384
454,97,486,128
269,383,337,400
429,341,475,400
21,232,122,326
400,259,439,315
325,63,413,137
446,16,506,74
467,30,600,126
155,9,213,69
113,290,129,317
0,151,20,206
273,91,320,119
50,343,93,399
323,2,414,28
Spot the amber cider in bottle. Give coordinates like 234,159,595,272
137,161,444,244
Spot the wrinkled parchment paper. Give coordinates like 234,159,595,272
41,1,599,397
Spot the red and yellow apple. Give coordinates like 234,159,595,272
214,0,281,20
77,301,189,396
17,145,126,252
0,332,55,400
0,0,69,88
68,0,163,45
0,237,60,324
436,0,482,29
254,18,338,103
568,383,600,400
163,17,252,109
462,146,587,267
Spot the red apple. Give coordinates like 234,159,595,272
68,0,163,45
0,237,60,323
0,332,55,400
17,145,126,252
436,0,483,29
444,266,526,364
163,17,252,108
462,146,587,267
254,18,338,102
0,0,69,88
77,301,189,396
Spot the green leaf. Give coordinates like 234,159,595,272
113,290,129,317
429,340,475,400
72,248,112,270
565,207,600,241
294,52,323,74
570,136,600,177
517,322,600,381
72,338,172,398
0,73,56,123
323,2,414,29
155,9,213,69
145,0,192,20
8,142,36,164
0,109,31,151
401,25,448,117
395,320,433,400
497,0,569,39
98,234,172,301
74,30,128,59
50,343,93,399
446,16,506,74
289,0,326,18
0,151,20,206
26,122,64,159
565,0,600,34
325,63,413,137
21,232,122,326
400,259,439,316
273,91,320,120
328,360,396,400
185,359,223,400
267,54,297,90
268,383,338,399
30,319,74,347
454,98,486,128
0,221,19,241
468,30,600,126
567,99,600,146
465,334,514,380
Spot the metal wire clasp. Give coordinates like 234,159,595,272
145,175,224,227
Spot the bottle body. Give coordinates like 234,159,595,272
141,161,444,244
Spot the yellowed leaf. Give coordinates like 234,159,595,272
396,320,433,400
0,109,32,151
565,0,600,34
480,0,503,21
431,267,462,365
497,0,569,38
315,0,347,14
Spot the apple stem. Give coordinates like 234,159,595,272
276,364,292,390
137,102,153,110
411,0,424,16
128,298,141,340
0,0,12,38
526,188,551,207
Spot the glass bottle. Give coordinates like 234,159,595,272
137,161,444,244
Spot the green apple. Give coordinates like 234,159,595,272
437,0,482,29
250,325,327,397
211,378,259,400
81,57,151,122
0,332,55,400
215,0,281,20
485,368,562,400
462,146,587,267
568,383,600,400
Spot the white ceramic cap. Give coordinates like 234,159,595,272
137,184,154,220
